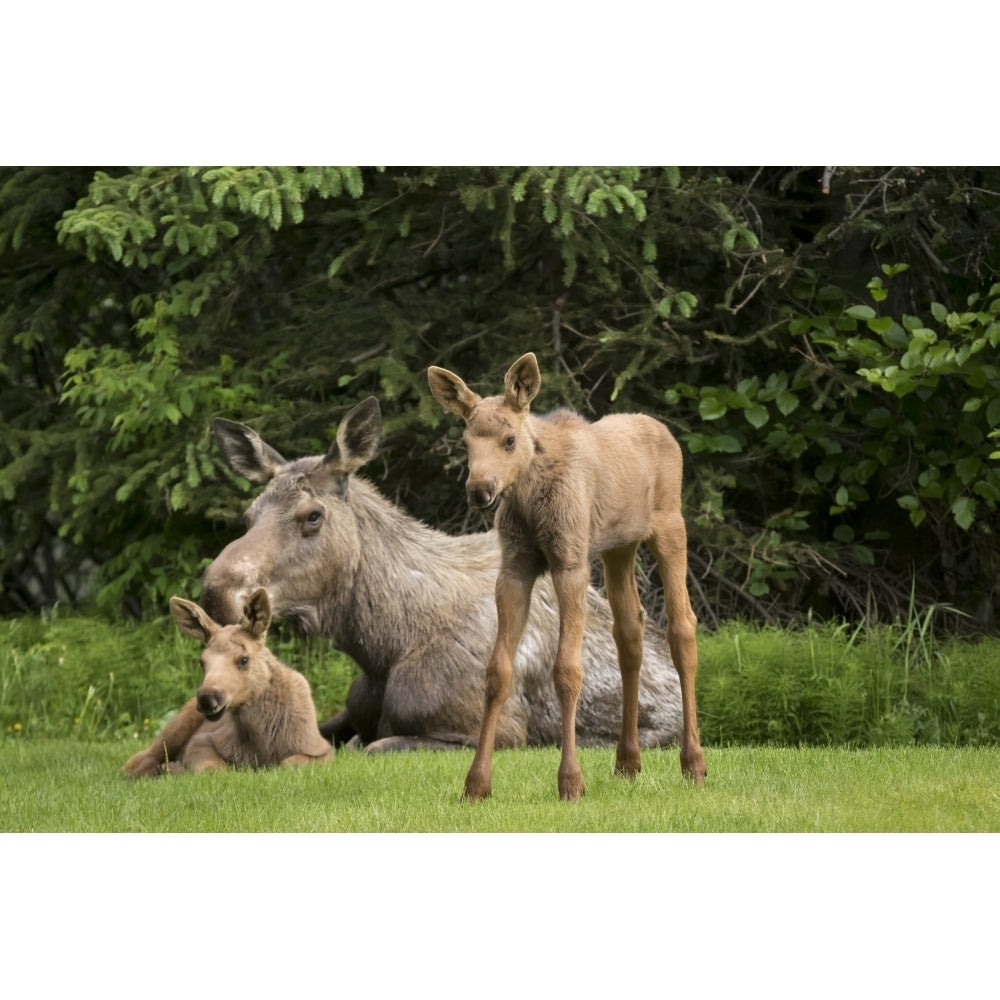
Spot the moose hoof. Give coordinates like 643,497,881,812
614,761,641,781
121,753,162,779
463,769,492,802
558,766,585,801
614,746,642,779
681,747,707,785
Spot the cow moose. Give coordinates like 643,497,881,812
122,588,332,777
428,352,705,801
199,397,686,755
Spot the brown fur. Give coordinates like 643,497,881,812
428,352,706,800
122,589,332,777
199,398,686,754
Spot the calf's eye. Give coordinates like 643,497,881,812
504,435,516,451
237,656,250,670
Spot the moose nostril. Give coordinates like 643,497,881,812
200,584,243,626
196,690,224,717
467,486,498,511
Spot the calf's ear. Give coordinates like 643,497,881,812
242,588,272,639
504,353,541,412
170,596,219,644
428,366,480,419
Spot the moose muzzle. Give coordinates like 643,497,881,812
196,688,227,721
466,481,500,512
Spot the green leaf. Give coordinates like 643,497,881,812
956,456,983,484
867,276,887,302
846,304,877,320
951,495,976,530
986,396,1000,427
699,396,727,421
675,291,698,318
850,544,876,566
775,391,799,416
866,316,894,334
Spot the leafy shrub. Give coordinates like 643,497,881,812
697,615,1000,747
5,166,1000,626
3,610,999,749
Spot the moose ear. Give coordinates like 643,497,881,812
427,366,480,419
504,353,541,412
242,588,272,639
212,418,287,484
170,596,219,645
324,396,382,474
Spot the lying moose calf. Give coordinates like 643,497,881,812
122,588,332,777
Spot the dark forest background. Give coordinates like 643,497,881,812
3,166,1000,630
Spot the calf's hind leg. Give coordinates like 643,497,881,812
601,543,644,779
650,509,706,783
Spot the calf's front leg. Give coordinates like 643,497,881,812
179,729,230,773
121,697,204,778
464,569,533,801
551,565,589,801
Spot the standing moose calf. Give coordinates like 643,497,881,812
122,589,332,777
428,352,706,801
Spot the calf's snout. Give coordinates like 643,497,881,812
466,480,499,511
196,688,227,720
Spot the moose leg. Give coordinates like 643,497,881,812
550,565,589,801
601,543,644,779
318,708,355,745
651,510,706,783
179,729,230,773
121,697,204,778
464,568,533,801
281,750,333,766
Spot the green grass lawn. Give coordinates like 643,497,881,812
6,739,995,1000
2,741,997,832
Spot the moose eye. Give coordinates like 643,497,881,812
237,655,250,670
504,434,516,451
302,508,324,536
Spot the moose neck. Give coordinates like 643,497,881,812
226,666,282,752
319,479,498,676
